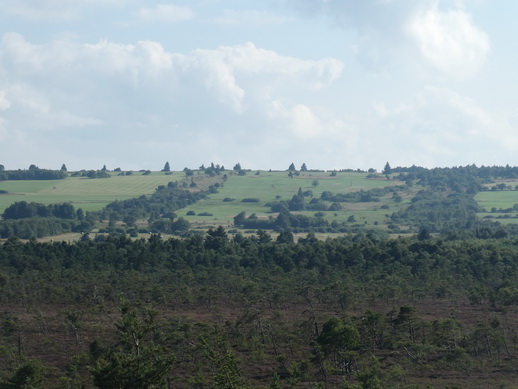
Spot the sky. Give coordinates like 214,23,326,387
0,0,517,172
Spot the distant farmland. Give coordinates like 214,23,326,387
0,172,181,213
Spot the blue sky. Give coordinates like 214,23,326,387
0,0,517,171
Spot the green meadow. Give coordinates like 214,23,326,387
0,172,180,213
0,169,436,232
178,170,412,230
475,190,518,211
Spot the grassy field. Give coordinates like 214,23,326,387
475,189,518,211
0,170,421,232
0,172,180,213
178,171,414,230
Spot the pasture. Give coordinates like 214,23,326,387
178,170,411,230
0,169,423,234
0,172,180,213
475,189,518,211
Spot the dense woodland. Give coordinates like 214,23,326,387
2,164,518,387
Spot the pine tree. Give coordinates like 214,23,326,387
89,299,174,389
383,162,392,175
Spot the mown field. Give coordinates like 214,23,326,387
475,180,518,223
0,172,181,213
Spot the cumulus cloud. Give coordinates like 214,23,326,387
0,33,345,169
407,5,490,78
291,0,490,78
182,42,344,112
267,100,323,139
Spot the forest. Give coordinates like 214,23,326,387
2,164,518,387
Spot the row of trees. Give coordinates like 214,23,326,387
0,165,67,181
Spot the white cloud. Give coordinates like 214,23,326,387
292,0,490,78
0,33,346,169
267,100,323,139
407,5,490,78
177,42,344,112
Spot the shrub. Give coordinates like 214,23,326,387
242,198,260,203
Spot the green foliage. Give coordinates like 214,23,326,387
101,184,207,226
382,162,392,175
85,170,110,179
0,167,67,181
200,330,248,388
2,359,45,389
3,201,77,220
89,299,174,389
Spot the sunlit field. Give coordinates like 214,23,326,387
0,172,180,213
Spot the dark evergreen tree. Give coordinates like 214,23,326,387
162,162,171,172
89,300,174,389
383,162,392,175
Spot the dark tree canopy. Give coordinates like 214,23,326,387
383,162,392,175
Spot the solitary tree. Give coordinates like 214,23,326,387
60,164,67,172
383,162,392,175
288,163,296,171
300,163,308,172
162,162,171,172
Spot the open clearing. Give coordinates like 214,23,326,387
475,189,518,211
